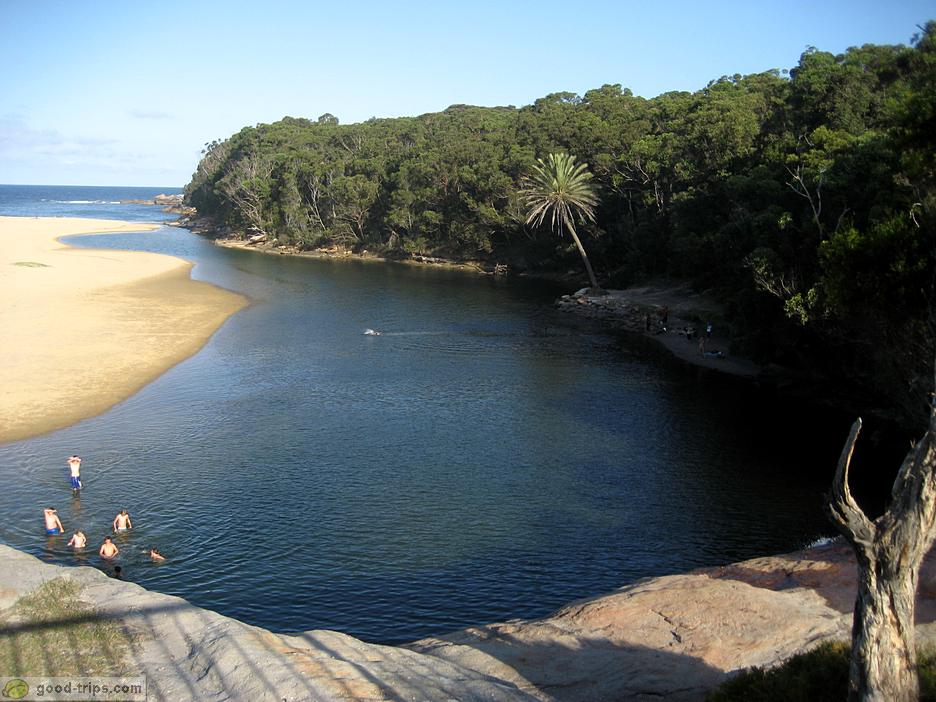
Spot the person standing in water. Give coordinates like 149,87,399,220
112,509,133,532
99,536,119,559
43,507,64,535
67,454,82,491
67,531,87,548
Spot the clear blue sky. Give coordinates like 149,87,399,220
1,0,933,187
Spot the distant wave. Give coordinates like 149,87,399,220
54,199,122,204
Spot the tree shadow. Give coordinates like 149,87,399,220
1,595,541,701
702,539,936,625
409,626,728,702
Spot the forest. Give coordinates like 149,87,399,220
185,23,935,430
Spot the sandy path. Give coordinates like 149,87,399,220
0,216,247,444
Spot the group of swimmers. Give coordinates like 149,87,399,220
45,454,165,568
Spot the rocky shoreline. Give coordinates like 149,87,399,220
174,215,505,275
4,540,936,700
555,283,767,379
121,193,194,216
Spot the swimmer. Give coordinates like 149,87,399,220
364,328,381,336
99,536,119,559
67,454,82,491
43,507,64,535
67,531,87,549
149,547,166,562
112,509,133,532
112,565,123,579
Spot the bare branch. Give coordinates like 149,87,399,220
785,164,826,237
828,419,876,553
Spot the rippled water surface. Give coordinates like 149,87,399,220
0,224,853,643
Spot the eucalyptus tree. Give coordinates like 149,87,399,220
522,152,601,291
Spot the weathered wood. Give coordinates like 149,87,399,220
827,366,936,701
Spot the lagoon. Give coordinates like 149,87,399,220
0,222,851,643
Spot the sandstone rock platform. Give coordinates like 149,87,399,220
4,540,936,701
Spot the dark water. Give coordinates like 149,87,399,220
0,196,861,644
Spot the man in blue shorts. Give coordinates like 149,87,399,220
44,507,64,535
68,454,82,491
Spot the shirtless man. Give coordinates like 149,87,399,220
67,454,82,491
112,509,133,532
99,536,119,559
43,507,64,535
67,531,87,548
149,547,166,562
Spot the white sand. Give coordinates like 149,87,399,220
0,216,247,444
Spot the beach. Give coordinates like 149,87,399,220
0,216,247,444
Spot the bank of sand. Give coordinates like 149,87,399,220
0,216,247,444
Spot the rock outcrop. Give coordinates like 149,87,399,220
153,194,182,208
118,194,192,216
408,540,936,701
0,545,537,702
4,540,936,700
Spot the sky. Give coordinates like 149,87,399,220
1,0,933,187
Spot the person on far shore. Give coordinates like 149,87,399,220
44,507,64,535
99,536,119,559
67,454,82,491
149,547,165,562
112,509,133,532
67,530,86,548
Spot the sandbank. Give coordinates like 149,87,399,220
0,216,247,444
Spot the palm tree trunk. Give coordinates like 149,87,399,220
567,226,600,291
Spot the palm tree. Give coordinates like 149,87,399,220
522,152,601,291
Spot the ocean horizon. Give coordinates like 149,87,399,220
0,184,184,222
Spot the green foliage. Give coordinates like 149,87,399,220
185,24,936,427
707,641,850,702
522,152,600,288
706,641,936,702
522,152,598,236
784,287,821,325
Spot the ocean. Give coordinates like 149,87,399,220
0,184,183,222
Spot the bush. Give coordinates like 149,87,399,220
707,641,936,702
707,641,849,702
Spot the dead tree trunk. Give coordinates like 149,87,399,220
827,374,936,701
